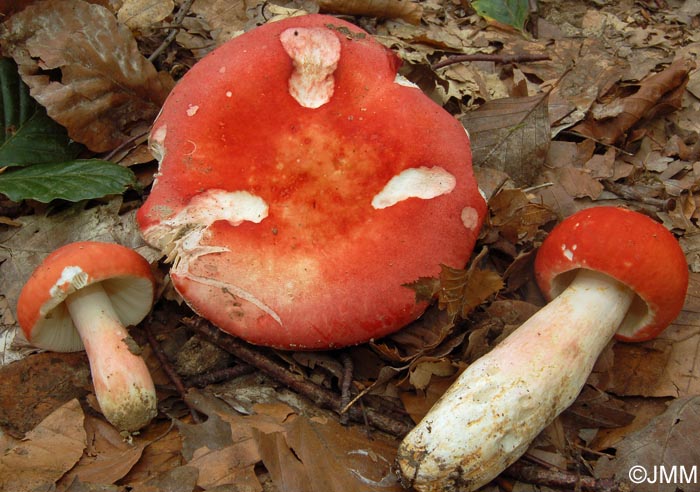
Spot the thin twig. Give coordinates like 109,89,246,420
338,352,354,425
603,181,676,211
505,461,632,492
144,322,203,423
431,53,550,71
148,0,196,63
183,317,413,437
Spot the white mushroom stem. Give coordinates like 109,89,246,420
65,282,157,432
397,269,636,492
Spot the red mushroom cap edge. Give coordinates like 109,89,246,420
16,241,156,352
534,207,689,342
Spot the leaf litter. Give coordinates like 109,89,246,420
0,0,699,491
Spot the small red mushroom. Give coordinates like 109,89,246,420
137,14,486,349
397,206,689,492
16,242,158,433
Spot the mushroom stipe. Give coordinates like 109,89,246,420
396,206,689,492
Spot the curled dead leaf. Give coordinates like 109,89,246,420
488,188,558,245
573,58,696,146
318,0,423,25
0,0,175,152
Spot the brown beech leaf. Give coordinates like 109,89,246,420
594,396,700,492
264,414,403,492
607,273,700,398
0,0,175,152
403,276,440,304
189,0,267,46
0,352,90,438
371,306,457,363
58,415,149,486
0,399,86,492
318,0,423,25
573,58,696,146
117,0,175,31
488,188,558,245
439,261,504,319
564,386,635,430
461,94,551,187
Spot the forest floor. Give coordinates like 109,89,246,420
1,1,699,491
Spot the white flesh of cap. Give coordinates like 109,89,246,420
280,27,341,109
371,167,456,210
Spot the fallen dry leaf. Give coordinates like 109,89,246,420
438,258,504,320
371,306,457,364
607,273,700,398
121,421,185,487
318,0,423,25
408,358,457,391
564,386,636,430
0,0,174,152
117,0,174,30
594,396,700,492
546,167,604,200
0,352,90,438
58,415,149,486
462,94,551,186
400,375,455,423
0,399,86,492
0,198,155,329
129,465,199,492
527,38,626,133
189,0,267,46
178,409,263,490
487,187,558,245
573,58,696,146
272,414,402,492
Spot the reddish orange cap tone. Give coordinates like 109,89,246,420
137,14,486,349
17,241,155,352
535,207,688,342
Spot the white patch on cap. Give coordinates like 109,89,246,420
371,167,456,210
461,207,479,230
562,244,574,261
394,73,419,88
280,27,341,109
186,105,199,116
149,124,167,162
49,266,89,299
169,189,268,229
225,91,232,97
143,190,269,265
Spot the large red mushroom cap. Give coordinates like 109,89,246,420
535,206,688,342
137,14,486,349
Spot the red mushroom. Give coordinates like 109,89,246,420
16,242,158,433
136,14,486,349
397,206,689,492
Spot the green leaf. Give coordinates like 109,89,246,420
471,0,530,33
0,58,82,167
0,159,136,203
